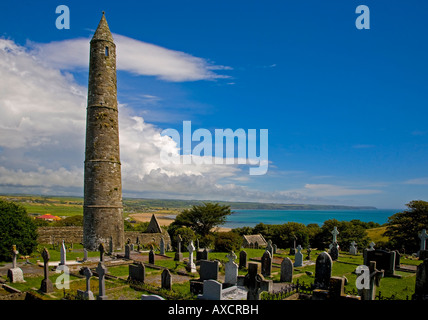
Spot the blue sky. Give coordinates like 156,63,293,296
0,0,427,208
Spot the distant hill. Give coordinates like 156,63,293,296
0,194,377,216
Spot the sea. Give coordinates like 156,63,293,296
223,209,401,229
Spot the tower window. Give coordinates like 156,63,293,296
105,46,109,57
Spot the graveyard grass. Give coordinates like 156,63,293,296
1,244,421,300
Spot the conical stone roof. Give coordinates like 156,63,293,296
91,12,114,43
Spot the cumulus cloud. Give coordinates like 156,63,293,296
28,34,231,82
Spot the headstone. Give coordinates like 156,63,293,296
239,250,247,269
59,240,66,266
187,241,197,273
418,229,428,259
294,245,303,267
349,241,358,255
40,248,53,293
199,260,219,281
306,246,312,260
330,243,339,261
99,243,105,262
77,267,95,300
314,251,333,290
394,250,401,268
266,240,273,257
200,279,222,300
261,249,272,277
357,261,384,300
109,236,113,255
280,257,293,282
174,235,183,262
161,268,172,290
7,245,24,283
83,248,88,262
130,243,134,251
160,237,165,255
273,244,277,254
149,245,155,264
331,226,339,243
412,258,428,300
368,242,376,251
224,251,238,286
365,249,400,277
96,261,108,300
128,261,145,283
237,262,272,300
125,243,131,259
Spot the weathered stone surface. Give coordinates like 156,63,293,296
83,12,124,251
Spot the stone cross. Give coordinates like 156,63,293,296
77,267,95,300
224,251,238,285
177,235,182,253
7,245,24,283
349,241,358,255
368,242,376,251
187,240,196,273
241,263,272,300
419,229,428,251
357,261,384,300
60,240,66,266
96,262,108,300
294,245,303,267
40,248,53,293
331,226,339,243
174,235,183,262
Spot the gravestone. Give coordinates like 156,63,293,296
125,243,131,259
128,261,145,283
141,294,165,300
149,245,155,264
349,241,358,255
294,245,303,267
197,248,209,261
330,243,339,261
161,268,172,290
160,237,165,255
40,248,53,293
199,260,219,281
7,245,24,283
96,261,108,300
130,243,134,251
306,246,312,260
237,262,272,300
356,261,384,300
174,235,183,262
99,242,105,262
266,240,273,257
83,248,88,262
77,267,95,300
331,226,339,244
280,257,293,282
239,250,247,269
412,258,428,300
187,241,196,273
199,279,223,300
261,249,272,277
368,242,376,251
365,249,400,277
273,244,277,254
59,240,66,266
314,251,333,290
418,229,428,260
224,251,238,286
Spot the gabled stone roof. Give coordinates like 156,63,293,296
146,214,162,233
243,234,267,246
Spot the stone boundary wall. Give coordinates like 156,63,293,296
37,227,171,247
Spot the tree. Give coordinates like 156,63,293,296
214,231,242,252
170,203,232,237
0,199,38,261
384,200,428,252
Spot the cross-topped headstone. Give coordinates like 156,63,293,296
77,267,95,300
368,242,376,251
357,261,384,300
40,248,53,293
174,234,183,261
294,245,303,267
7,245,24,283
331,226,339,243
224,251,238,285
96,262,108,300
349,241,358,255
239,263,272,300
12,245,18,269
187,240,196,273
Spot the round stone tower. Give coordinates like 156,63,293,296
83,12,124,251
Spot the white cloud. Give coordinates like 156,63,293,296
403,177,428,185
29,34,231,82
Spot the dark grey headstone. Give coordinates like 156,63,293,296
280,257,293,282
199,260,219,281
314,251,332,290
239,250,247,269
